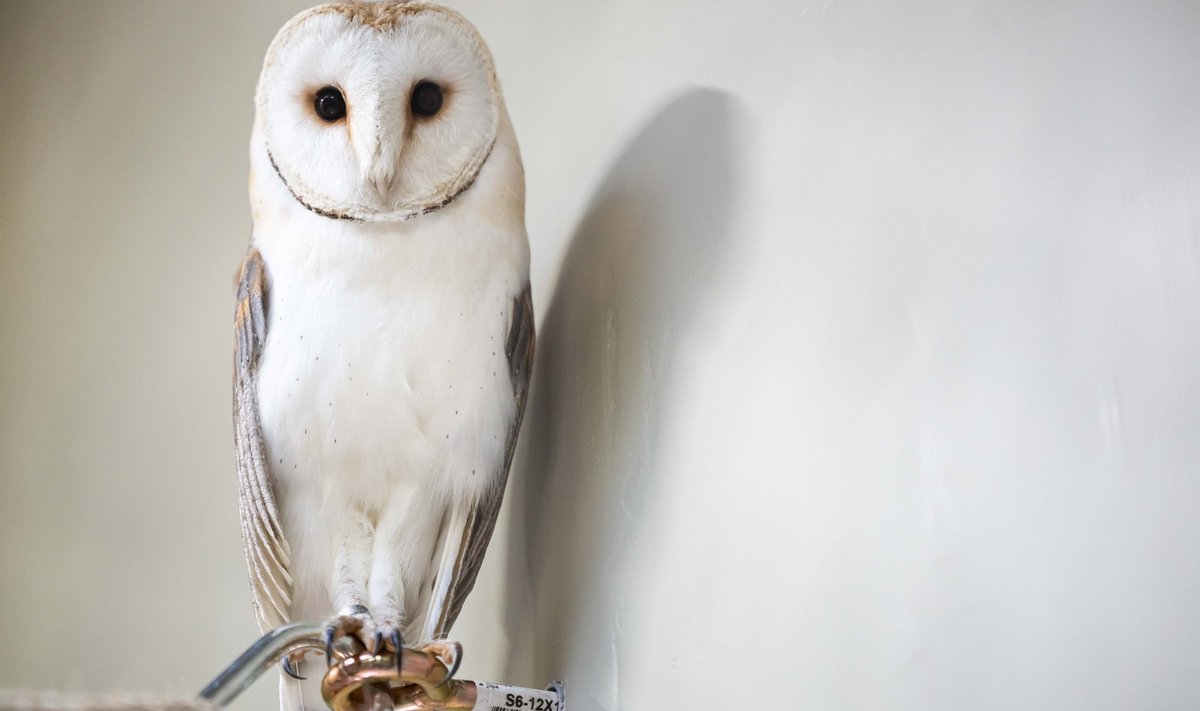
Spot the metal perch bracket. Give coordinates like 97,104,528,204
199,621,564,711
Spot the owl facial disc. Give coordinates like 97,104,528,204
256,2,501,222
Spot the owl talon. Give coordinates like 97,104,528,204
281,655,306,680
323,606,372,667
420,641,462,683
391,631,403,672
442,650,460,682
324,625,336,668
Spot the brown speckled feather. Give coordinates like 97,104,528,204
233,249,292,632
432,284,535,638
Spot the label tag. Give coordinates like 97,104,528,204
472,681,563,711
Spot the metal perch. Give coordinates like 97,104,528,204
199,621,564,711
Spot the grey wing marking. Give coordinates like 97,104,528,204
432,283,535,639
234,249,293,632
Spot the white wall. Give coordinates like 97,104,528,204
2,2,1199,710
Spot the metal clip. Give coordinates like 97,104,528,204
321,643,463,711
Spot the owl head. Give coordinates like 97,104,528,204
254,1,505,223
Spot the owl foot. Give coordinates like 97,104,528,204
417,640,463,682
325,604,372,667
372,627,404,673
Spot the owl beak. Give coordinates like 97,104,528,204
366,151,399,203
372,170,395,201
353,87,407,205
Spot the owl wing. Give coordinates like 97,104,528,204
233,249,292,632
426,284,535,640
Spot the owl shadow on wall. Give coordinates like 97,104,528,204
504,89,739,688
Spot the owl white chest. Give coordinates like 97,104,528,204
252,213,525,539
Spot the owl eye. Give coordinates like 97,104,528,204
313,86,346,122
410,80,444,118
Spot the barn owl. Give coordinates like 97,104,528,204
232,2,532,708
